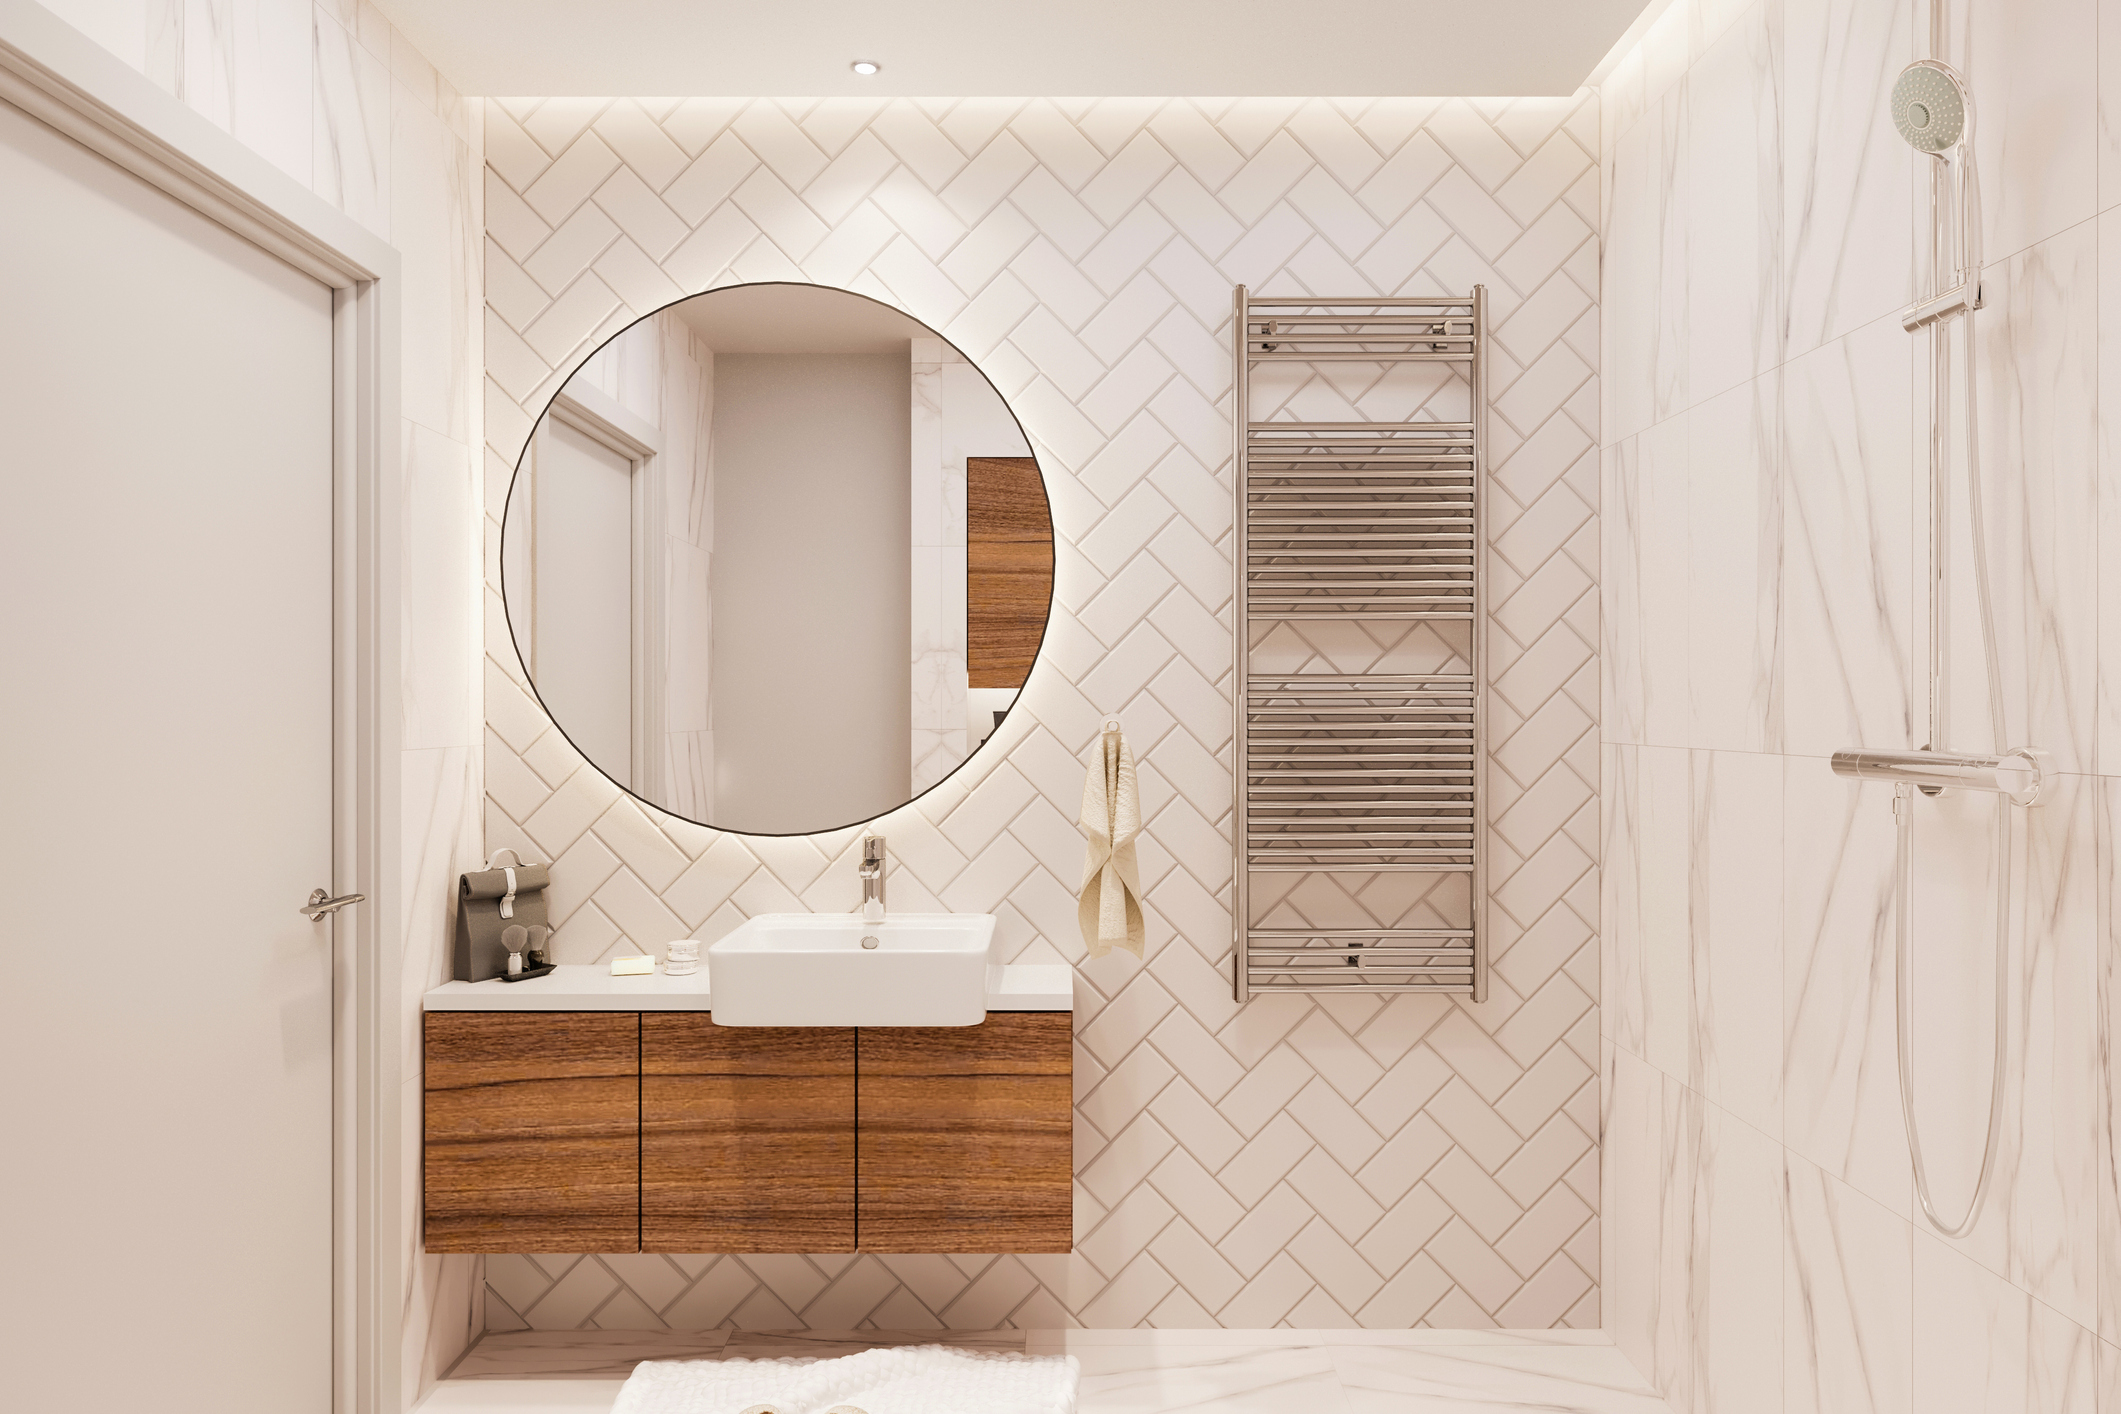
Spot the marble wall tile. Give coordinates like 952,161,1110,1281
180,0,232,130
1685,0,1783,407
2103,0,2121,212
1779,314,1915,760
1602,419,1689,749
908,350,968,794
311,5,388,239
145,0,182,93
1781,765,1912,1220
229,0,311,186
1689,0,1758,62
910,350,945,545
1605,88,1690,445
402,424,478,751
2097,213,2121,778
1632,746,1694,1080
1964,772,2098,1329
1896,774,2013,1221
1605,0,2116,1406
1605,1044,1675,1390
38,0,147,67
2101,778,2121,1347
400,745,481,1077
1657,1073,1704,1408
1914,1229,2099,1414
1783,1152,1912,1414
393,78,476,443
1604,745,1646,1057
1688,750,1783,1138
1686,378,1782,753
1689,1099,1783,1414
1602,0,1692,155
657,317,713,811
1602,443,1642,746
1954,0,2098,265
1962,225,2099,774
1780,0,1917,361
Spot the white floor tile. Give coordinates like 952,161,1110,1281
416,1379,630,1412
417,1329,1674,1414
1066,1343,1353,1414
1332,1345,1669,1414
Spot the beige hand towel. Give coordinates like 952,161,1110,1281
1078,723,1144,958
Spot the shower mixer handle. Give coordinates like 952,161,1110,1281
1901,279,1983,332
1831,746,2045,807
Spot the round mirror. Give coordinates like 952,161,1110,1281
502,283,1055,835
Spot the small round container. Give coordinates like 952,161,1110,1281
663,939,700,976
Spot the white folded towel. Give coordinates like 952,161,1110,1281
612,1345,1079,1414
1077,722,1144,959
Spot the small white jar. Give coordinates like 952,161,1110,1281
663,939,700,976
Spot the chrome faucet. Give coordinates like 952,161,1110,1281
857,835,886,921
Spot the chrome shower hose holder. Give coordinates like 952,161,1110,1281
1831,746,2046,807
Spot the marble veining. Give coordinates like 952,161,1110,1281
431,1330,1676,1414
1603,0,2117,1411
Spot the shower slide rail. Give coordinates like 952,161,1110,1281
1230,288,1487,1001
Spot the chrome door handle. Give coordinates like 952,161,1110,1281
301,888,366,920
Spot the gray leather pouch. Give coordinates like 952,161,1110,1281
454,855,551,981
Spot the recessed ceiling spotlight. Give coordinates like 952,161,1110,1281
850,60,880,76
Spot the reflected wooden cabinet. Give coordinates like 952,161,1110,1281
423,1010,1071,1255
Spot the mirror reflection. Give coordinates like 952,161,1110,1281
503,283,1055,835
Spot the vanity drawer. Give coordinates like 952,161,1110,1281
642,1016,856,1254
422,1011,640,1253
856,1012,1073,1253
419,1008,1071,1255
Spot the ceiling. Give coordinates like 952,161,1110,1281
670,284,935,353
380,0,1654,99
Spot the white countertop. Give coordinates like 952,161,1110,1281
422,962,1074,1013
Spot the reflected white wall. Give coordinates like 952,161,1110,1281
712,352,912,832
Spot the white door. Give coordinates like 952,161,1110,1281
0,95,336,1412
531,418,636,788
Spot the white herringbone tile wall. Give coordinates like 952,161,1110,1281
478,94,1601,1331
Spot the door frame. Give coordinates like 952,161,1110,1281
548,383,665,796
0,5,406,1413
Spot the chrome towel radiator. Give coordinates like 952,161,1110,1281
1231,288,1487,1002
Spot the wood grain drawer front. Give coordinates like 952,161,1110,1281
423,1012,640,1254
642,1016,856,1254
857,1012,1073,1253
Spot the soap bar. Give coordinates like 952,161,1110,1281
610,955,655,976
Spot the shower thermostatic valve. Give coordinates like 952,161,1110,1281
1830,745,2046,808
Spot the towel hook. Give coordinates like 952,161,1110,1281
1102,717,1123,733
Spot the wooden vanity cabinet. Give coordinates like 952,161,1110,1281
858,1012,1074,1253
642,1017,856,1253
422,1010,1071,1254
423,1012,641,1253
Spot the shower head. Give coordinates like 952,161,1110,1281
1892,60,1970,153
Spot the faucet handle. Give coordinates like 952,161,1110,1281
857,835,887,916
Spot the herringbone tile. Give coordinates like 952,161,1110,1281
479,94,1599,1330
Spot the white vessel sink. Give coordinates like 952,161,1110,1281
707,913,999,1026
